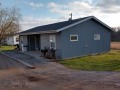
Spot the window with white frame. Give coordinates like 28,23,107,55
16,36,19,42
70,35,78,41
50,35,56,49
94,34,100,40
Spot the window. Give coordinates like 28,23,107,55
70,35,78,41
50,35,56,49
94,34,100,40
16,37,19,42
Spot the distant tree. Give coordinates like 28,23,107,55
118,27,120,31
111,27,120,42
0,5,21,46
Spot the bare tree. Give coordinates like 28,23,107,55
0,5,21,46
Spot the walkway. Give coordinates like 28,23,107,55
3,51,48,66
0,53,25,69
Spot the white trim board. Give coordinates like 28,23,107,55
70,35,78,41
57,16,114,32
18,30,57,35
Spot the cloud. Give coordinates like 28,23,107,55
48,2,97,18
26,2,43,9
29,2,43,8
95,0,120,7
94,0,120,13
20,0,120,31
48,0,120,15
47,1,120,27
20,16,61,31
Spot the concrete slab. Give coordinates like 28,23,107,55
0,53,26,69
1,52,35,69
3,51,48,67
20,51,50,62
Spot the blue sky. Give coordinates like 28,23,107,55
1,0,120,31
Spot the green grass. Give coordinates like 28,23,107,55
59,50,120,71
0,46,15,52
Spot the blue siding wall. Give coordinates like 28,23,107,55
56,33,62,58
61,19,111,59
40,33,62,59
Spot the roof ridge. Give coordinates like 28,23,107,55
23,16,91,31
19,16,113,35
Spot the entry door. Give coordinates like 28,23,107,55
29,36,36,51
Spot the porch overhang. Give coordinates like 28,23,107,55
18,30,57,35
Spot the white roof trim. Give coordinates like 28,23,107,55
19,30,57,35
91,16,114,31
57,16,114,32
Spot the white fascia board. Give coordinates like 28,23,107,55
91,16,115,32
18,30,57,35
57,16,114,32
56,16,92,32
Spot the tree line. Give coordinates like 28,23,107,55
111,27,120,42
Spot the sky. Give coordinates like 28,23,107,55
1,0,120,31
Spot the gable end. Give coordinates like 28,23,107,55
57,16,114,32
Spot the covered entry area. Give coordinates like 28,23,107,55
28,34,40,51
19,33,58,59
20,34,56,52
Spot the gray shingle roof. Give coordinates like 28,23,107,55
19,16,114,35
20,16,90,34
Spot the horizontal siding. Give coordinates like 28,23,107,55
40,33,62,58
6,37,14,45
41,34,50,49
19,35,28,51
61,19,111,59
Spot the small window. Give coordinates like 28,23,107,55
94,34,100,40
70,35,78,41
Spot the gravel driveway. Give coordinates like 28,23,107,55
0,53,25,69
0,51,120,90
0,61,120,90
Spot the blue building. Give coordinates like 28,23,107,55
19,16,113,59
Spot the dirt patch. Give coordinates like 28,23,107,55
0,68,25,78
27,76,42,82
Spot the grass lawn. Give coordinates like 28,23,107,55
0,46,15,52
59,50,120,71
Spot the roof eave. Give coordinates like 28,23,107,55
56,16,92,32
18,30,57,35
91,16,115,32
56,16,114,32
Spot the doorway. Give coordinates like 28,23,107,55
29,36,36,51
